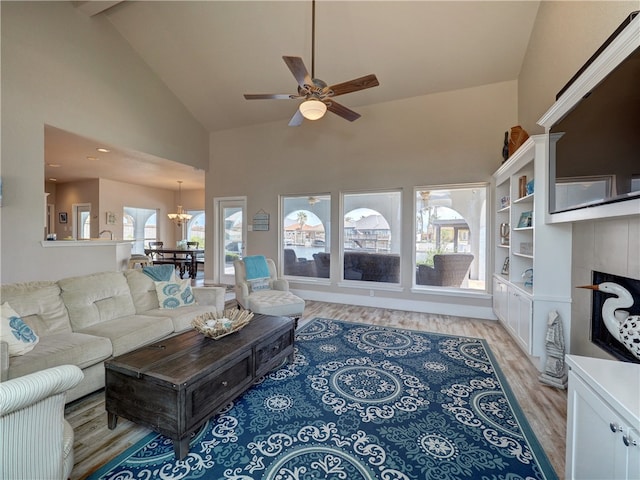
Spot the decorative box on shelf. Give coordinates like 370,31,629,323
520,242,533,256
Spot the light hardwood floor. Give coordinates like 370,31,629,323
66,300,567,479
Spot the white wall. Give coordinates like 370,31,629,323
518,1,640,357
1,2,208,283
518,1,640,135
207,80,518,316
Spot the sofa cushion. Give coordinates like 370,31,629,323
7,332,112,379
155,279,195,309
73,314,174,357
58,272,136,330
1,302,39,356
124,269,162,313
0,281,71,336
143,304,224,333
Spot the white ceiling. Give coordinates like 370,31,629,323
46,1,540,189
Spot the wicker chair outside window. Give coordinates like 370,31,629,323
416,253,474,287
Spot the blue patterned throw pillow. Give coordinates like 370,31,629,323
1,302,39,356
249,277,271,292
154,279,196,309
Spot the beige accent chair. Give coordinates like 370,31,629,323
0,365,84,480
234,258,305,320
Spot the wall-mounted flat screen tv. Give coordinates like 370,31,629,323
549,12,640,214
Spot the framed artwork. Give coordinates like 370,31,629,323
501,257,510,275
106,211,117,225
517,211,532,228
59,212,68,224
252,210,270,231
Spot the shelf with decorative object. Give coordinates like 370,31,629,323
492,135,572,370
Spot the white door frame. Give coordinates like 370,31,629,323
72,203,91,240
214,196,246,285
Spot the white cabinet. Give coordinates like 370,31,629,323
493,276,508,323
494,277,533,354
566,355,640,480
511,287,532,352
492,135,572,369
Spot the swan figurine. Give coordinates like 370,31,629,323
579,282,640,360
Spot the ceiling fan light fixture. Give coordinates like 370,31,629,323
299,99,327,120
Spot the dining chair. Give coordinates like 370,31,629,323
148,241,165,261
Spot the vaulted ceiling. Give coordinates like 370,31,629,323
46,1,540,188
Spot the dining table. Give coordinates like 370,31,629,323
144,247,203,279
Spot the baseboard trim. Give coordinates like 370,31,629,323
291,288,497,320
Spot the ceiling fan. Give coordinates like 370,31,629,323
243,0,379,126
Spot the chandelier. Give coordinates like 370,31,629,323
167,180,192,226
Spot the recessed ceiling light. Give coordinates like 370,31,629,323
47,163,61,168
97,147,110,153
86,156,98,161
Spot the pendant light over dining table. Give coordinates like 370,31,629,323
167,180,192,227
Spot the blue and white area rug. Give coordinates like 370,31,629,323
88,318,557,480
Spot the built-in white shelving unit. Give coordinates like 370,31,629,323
492,135,572,370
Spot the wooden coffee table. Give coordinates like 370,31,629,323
104,314,295,459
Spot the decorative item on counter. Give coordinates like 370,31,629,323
500,223,510,246
518,175,527,198
501,131,509,163
539,310,567,389
522,268,533,288
526,179,534,195
192,309,254,340
508,125,529,157
46,233,57,241
500,195,510,209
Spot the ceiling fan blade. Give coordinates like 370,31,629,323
283,56,312,88
326,100,361,122
328,74,379,97
244,93,295,100
288,108,304,127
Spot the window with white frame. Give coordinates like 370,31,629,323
187,210,205,248
415,185,487,290
281,195,330,278
123,207,158,254
342,191,401,284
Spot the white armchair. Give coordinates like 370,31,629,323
0,365,84,480
234,257,305,320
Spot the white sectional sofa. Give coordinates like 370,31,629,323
0,269,225,403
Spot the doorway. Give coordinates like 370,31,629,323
73,203,91,240
215,197,246,285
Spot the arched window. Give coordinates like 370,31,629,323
122,214,134,241
415,185,486,290
187,211,205,248
281,195,330,278
342,191,401,284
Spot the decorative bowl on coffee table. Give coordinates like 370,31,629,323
192,309,254,340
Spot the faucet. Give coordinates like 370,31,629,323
99,230,113,240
